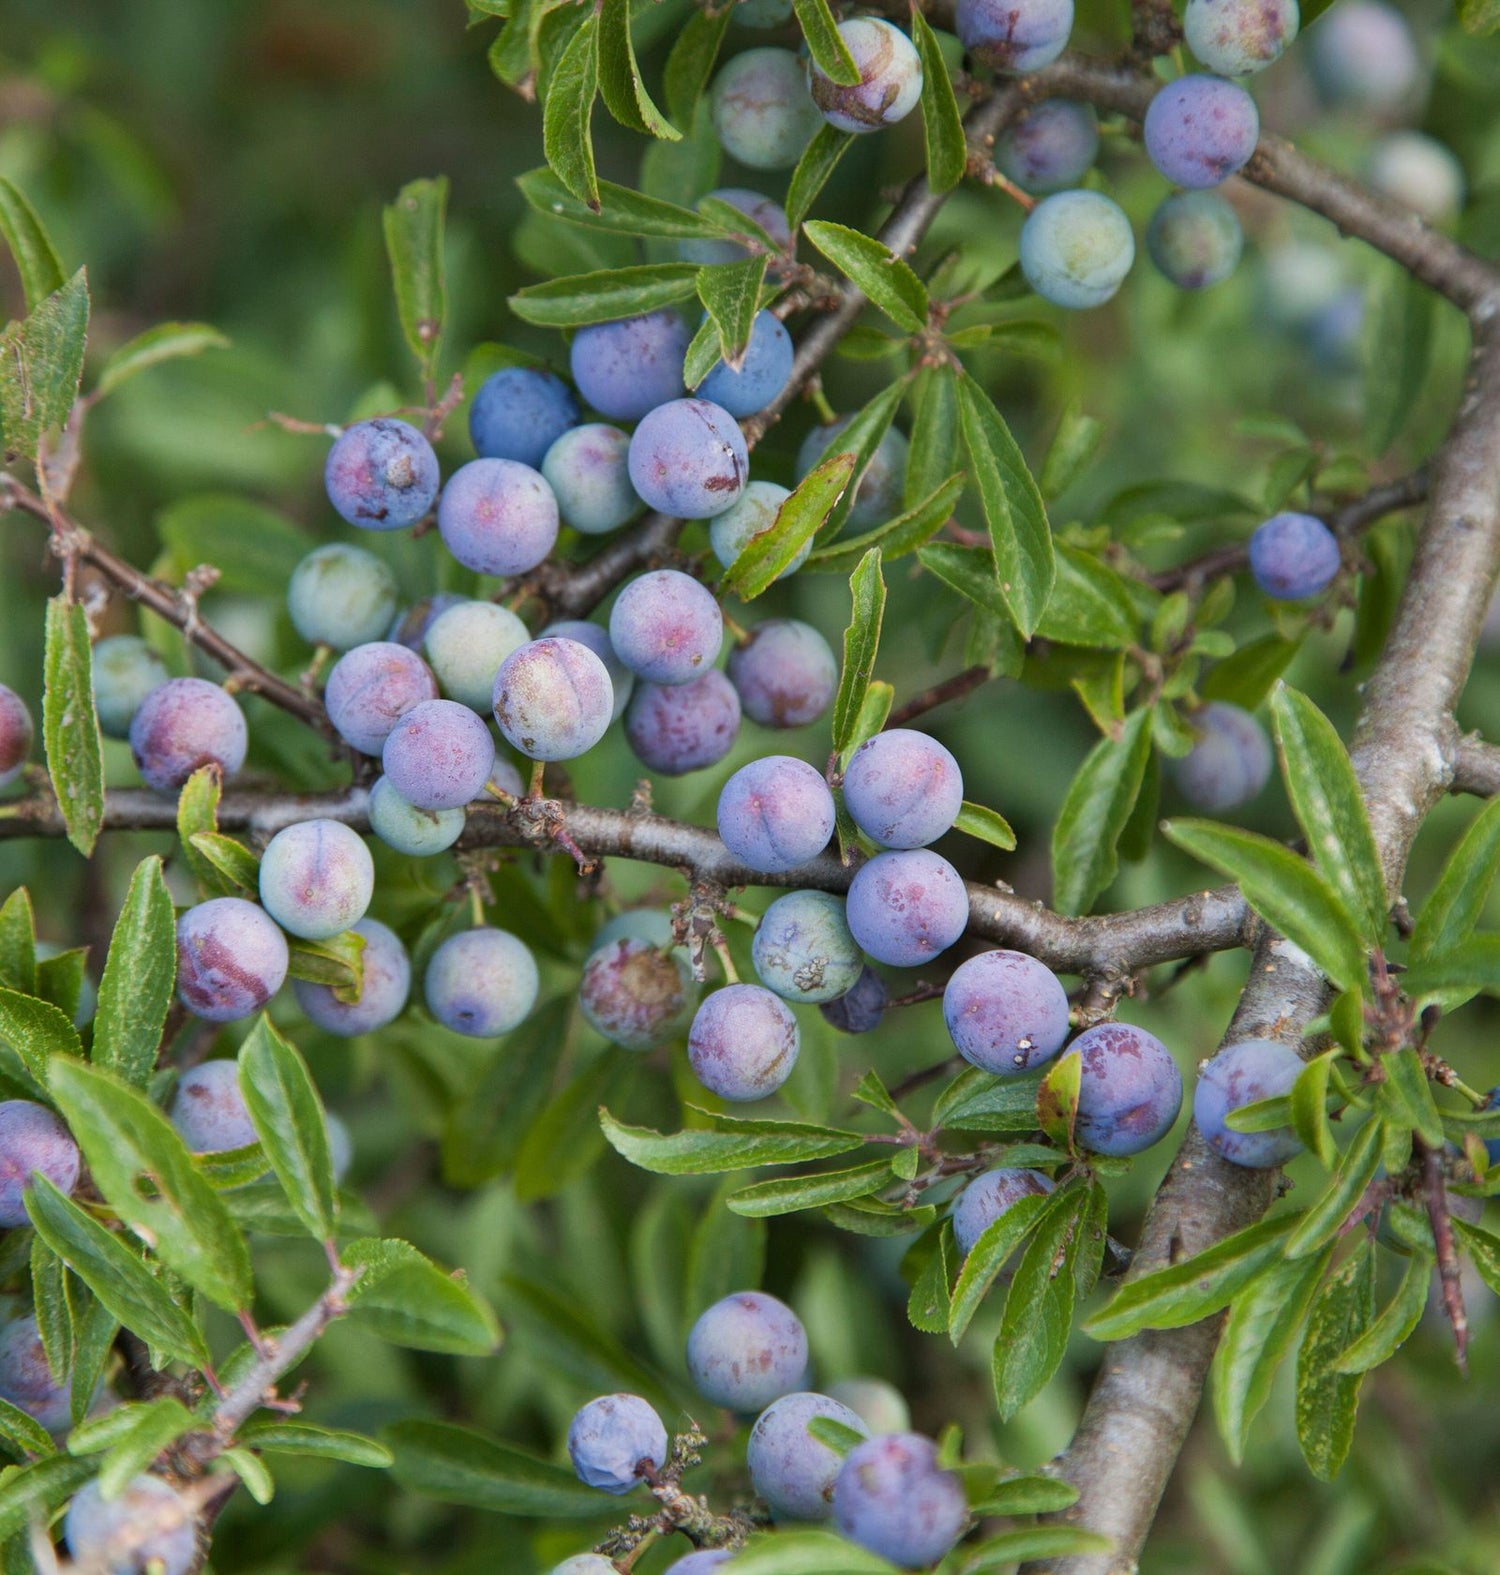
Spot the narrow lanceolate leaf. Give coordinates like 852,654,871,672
236,1420,393,1468
48,1058,253,1312
955,372,1054,638
1085,1214,1302,1341
1401,932,1500,1010
962,1528,1116,1568
1453,1217,1500,1298
1034,544,1140,650
808,376,913,541
804,221,928,334
1212,1249,1330,1465
0,178,65,311
0,1455,95,1543
907,1225,956,1334
972,1474,1080,1516
94,1398,198,1501
697,254,768,372
238,1016,338,1241
663,3,732,124
601,1107,865,1174
597,0,680,140
1283,1117,1383,1258
92,856,175,1089
286,928,366,1002
0,1395,56,1462
1040,398,1104,501
1291,1050,1340,1171
188,831,260,892
792,0,860,83
727,1159,894,1217
804,473,965,577
343,1238,501,1355
910,9,965,192
25,1177,209,1367
30,1236,71,1388
1271,686,1386,942
509,262,698,326
1379,1046,1445,1149
954,801,1017,851
947,1190,1054,1344
0,888,37,995
517,168,728,240
1051,708,1153,916
0,987,83,1084
832,549,887,756
1334,1249,1432,1374
177,764,232,896
42,595,105,856
1410,794,1500,963
725,453,856,601
542,12,601,209
1163,820,1369,997
0,268,89,462
94,322,228,399
1296,1238,1375,1480
388,1420,603,1517
382,177,449,378
720,1531,897,1574
786,124,855,231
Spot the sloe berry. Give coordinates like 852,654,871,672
842,728,963,849
610,570,725,686
727,619,837,729
324,641,439,757
469,366,579,469
129,678,247,793
493,636,615,761
287,544,399,652
624,671,741,775
686,1290,808,1411
688,985,800,1102
0,1101,81,1227
437,458,560,577
382,698,495,810
1193,1037,1305,1168
627,399,749,520
845,850,969,968
293,917,411,1037
717,755,836,873
325,418,439,531
1063,1021,1184,1156
943,949,1072,1075
570,312,690,423
748,1390,871,1521
566,1393,668,1494
258,818,374,941
751,890,863,1004
424,928,538,1037
91,637,169,741
176,898,289,1023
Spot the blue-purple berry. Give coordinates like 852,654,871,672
1147,191,1244,289
293,917,411,1037
1185,0,1298,75
387,593,465,652
567,1393,668,1494
809,19,924,134
697,311,794,419
956,0,1074,72
681,188,792,266
687,1290,808,1411
1020,191,1136,310
842,729,963,849
129,678,247,793
624,671,742,775
493,636,615,761
943,949,1072,1076
170,1059,257,1154
728,619,837,730
469,366,579,470
325,418,439,531
580,938,695,1051
831,1432,968,1568
0,1101,80,1227
1143,75,1260,189
820,965,889,1034
627,399,749,520
550,1558,620,1575
570,312,690,423
711,49,821,171
1193,1038,1305,1168
541,424,643,536
609,570,725,686
423,600,531,713
1248,511,1340,600
845,850,969,968
325,641,438,756
752,891,863,1004
437,458,560,578
1308,0,1421,112
382,698,494,811
749,1391,871,1521
951,1167,1055,1256
258,818,374,941
1063,1021,1183,1157
717,755,836,874
367,776,466,857
92,636,170,741
425,928,538,1037
64,1475,199,1575
688,984,800,1102
590,909,678,955
540,620,635,722
0,1314,71,1434
996,102,1100,194
1172,701,1272,811
795,418,908,529
287,544,399,652
176,898,289,1023
827,1377,911,1435
663,1554,735,1575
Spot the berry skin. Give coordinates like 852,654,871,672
551,1559,623,1575
831,1432,968,1568
956,0,1074,72
1063,1021,1184,1157
1184,0,1298,76
827,1377,911,1435
367,776,466,857
627,399,749,520
1193,1038,1305,1168
687,1290,808,1412
820,965,889,1034
943,949,1072,1076
1248,511,1341,600
1143,75,1260,189
258,818,375,941
996,102,1100,194
1308,0,1421,112
176,898,289,1023
1368,131,1466,224
590,909,678,954
680,188,792,266
0,1314,71,1433
752,890,864,1004
493,636,615,761
1172,700,1272,811
325,417,440,531
1020,191,1136,310
287,543,399,652
1147,191,1244,290
717,756,837,874
437,458,560,577
325,641,439,757
541,424,644,536
951,1167,1055,1256
0,1101,80,1228
749,1391,871,1521
624,671,742,776
809,19,924,135
540,620,635,722
0,685,32,788
689,984,801,1102
580,938,695,1050
170,1059,257,1154
382,699,495,811
795,418,908,529
845,850,969,968
709,483,803,578
664,1555,736,1575
423,600,532,713
468,365,579,470
293,917,411,1037
711,48,822,170
64,1475,197,1575
129,677,247,793
387,593,466,652
424,928,538,1037
570,311,690,423
91,636,170,741
697,311,795,419
842,728,963,849
610,570,725,687
567,1393,669,1494
727,619,838,729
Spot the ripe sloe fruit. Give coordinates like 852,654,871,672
956,0,1073,72
698,311,794,419
387,593,464,652
609,570,724,687
259,818,374,941
809,19,924,134
468,365,579,469
424,928,538,1037
748,1390,871,1521
627,399,749,520
728,619,837,730
686,1290,808,1411
1143,75,1260,189
997,101,1100,193
1248,511,1340,600
130,678,247,793
943,949,1072,1076
688,984,800,1102
1172,700,1272,811
0,1101,80,1227
569,311,689,423
294,917,411,1037
1193,1038,1305,1167
842,728,963,849
752,890,863,1004
541,424,643,536
493,635,615,761
1308,0,1421,111
382,699,494,811
624,671,741,775
176,898,289,1022
437,458,560,577
170,1060,257,1154
566,1393,668,1494
1063,1021,1184,1156
717,755,836,873
325,418,439,531
0,1313,71,1433
680,188,792,266
325,642,439,757
795,418,908,529
540,620,635,721
845,849,969,967
831,1431,968,1567
820,965,889,1034
951,1167,1055,1256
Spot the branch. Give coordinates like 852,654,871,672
1451,734,1500,797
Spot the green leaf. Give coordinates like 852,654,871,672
1034,545,1141,650
910,9,965,193
805,376,912,542
961,1528,1115,1568
1379,1046,1444,1150
42,595,105,857
94,321,228,399
1039,398,1104,500
803,474,964,576
388,1419,606,1517
970,1472,1080,1515
0,987,83,1084
907,1225,956,1333
725,453,857,602
382,177,448,379
804,221,928,335
0,889,37,996
1291,1050,1340,1170
696,254,768,372
1163,820,1368,996
706,1529,897,1574
727,1159,893,1217
47,1058,253,1312
0,268,89,462
601,1107,865,1174
1296,1238,1375,1480
1364,262,1434,456
1334,1248,1431,1374
342,1238,501,1355
1270,686,1386,942
831,549,887,756
1051,708,1153,916
1283,1117,1384,1258
933,1067,1046,1133
542,12,600,209
220,1445,275,1504
1086,1214,1301,1341
1411,795,1500,963
25,1177,209,1367
156,494,308,597
953,801,1016,851
597,0,680,140
947,1190,1054,1344
0,1396,56,1463
0,1454,95,1543
92,1398,197,1500
187,831,260,892
509,262,699,326
236,1420,393,1468
517,168,727,240
1212,1250,1330,1465
785,124,855,231
30,1235,71,1389
919,541,1008,620
177,765,232,896
1459,0,1500,33
36,947,86,1025
955,371,1054,639
1453,1217,1500,1296
0,179,64,311
1200,634,1302,711
238,1016,337,1242
92,856,175,1089
663,4,732,123
806,1416,867,1456
793,0,860,84
1401,932,1500,1010
1036,1048,1082,1151
905,364,960,509
286,929,366,1001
